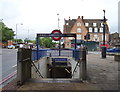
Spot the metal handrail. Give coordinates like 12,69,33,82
31,61,44,78
72,58,82,76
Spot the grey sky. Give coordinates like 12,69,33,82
0,0,119,40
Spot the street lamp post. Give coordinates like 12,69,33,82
28,29,29,40
101,10,107,58
16,23,23,43
57,14,60,30
57,13,61,56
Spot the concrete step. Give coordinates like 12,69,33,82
28,78,83,83
17,79,100,90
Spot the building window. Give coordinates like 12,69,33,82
85,23,89,26
101,23,103,27
100,28,103,32
118,40,120,42
94,34,99,41
89,27,92,32
77,34,81,39
77,22,81,26
66,23,69,25
94,28,98,32
93,23,97,27
77,28,81,33
67,43,69,46
68,37,73,40
118,40,119,42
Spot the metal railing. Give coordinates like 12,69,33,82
31,61,44,78
32,49,80,61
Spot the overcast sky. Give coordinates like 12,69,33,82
0,0,119,40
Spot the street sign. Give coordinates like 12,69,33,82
51,30,62,41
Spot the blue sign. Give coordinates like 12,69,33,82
52,58,67,62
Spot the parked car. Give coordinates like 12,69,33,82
107,47,120,53
7,45,15,49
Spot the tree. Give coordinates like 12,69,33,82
12,39,23,43
1,22,15,42
38,37,56,48
24,38,34,43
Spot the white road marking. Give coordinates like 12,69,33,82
12,64,17,68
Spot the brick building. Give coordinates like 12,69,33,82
109,32,120,47
63,16,109,49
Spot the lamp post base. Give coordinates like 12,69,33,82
101,46,106,59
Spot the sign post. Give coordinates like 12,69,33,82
101,10,107,59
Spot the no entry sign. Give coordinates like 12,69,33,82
51,30,62,41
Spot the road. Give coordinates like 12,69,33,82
2,49,17,83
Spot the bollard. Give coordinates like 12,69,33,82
79,47,87,80
101,46,106,58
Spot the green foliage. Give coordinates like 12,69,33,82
31,40,36,44
24,38,36,44
24,38,32,43
38,37,56,48
13,39,23,43
1,22,15,42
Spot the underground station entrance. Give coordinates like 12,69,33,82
17,30,89,90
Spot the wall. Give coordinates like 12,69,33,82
31,57,48,78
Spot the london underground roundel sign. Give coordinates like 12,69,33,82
51,30,62,41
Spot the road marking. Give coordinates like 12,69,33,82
0,71,17,84
12,64,17,68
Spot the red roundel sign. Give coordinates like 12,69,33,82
51,30,62,41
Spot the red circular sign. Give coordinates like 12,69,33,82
51,30,62,41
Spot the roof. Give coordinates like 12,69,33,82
64,18,109,33
65,19,76,33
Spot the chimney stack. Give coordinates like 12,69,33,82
82,16,84,20
69,16,70,20
78,16,80,19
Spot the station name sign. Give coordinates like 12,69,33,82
37,33,76,37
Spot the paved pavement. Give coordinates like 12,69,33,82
87,52,119,90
